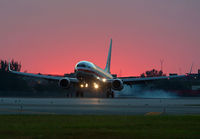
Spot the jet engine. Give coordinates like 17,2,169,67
59,78,70,89
111,79,124,91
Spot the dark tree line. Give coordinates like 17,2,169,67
140,69,166,77
0,59,67,97
0,59,21,72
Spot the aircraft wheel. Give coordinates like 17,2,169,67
76,91,80,97
69,92,73,98
111,91,114,98
80,91,84,97
106,91,110,98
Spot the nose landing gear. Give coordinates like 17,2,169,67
75,82,88,97
76,90,84,97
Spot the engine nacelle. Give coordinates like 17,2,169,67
59,78,70,89
111,79,124,91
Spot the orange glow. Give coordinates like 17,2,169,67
1,1,200,76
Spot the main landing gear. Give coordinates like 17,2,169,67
106,88,114,98
66,92,73,98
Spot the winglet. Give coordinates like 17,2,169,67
105,38,112,73
8,62,12,72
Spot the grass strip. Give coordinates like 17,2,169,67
0,115,200,139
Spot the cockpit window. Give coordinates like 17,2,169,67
76,61,95,69
77,64,86,67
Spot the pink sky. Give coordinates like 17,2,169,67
0,0,200,76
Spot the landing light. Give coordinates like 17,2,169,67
102,78,106,82
93,83,99,89
80,84,84,88
85,83,88,88
97,77,100,80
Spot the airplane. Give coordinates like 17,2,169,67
8,39,186,98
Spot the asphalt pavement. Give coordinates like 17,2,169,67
0,97,200,115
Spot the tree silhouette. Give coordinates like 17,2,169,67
10,59,21,71
0,60,8,71
140,69,166,77
0,59,21,72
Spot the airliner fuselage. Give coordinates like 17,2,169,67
75,61,113,82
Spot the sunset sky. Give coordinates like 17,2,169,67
0,0,200,76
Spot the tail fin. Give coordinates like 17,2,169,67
105,38,112,73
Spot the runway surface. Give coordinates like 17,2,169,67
0,97,200,115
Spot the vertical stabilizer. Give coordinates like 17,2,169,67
105,39,112,73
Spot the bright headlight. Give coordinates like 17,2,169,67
80,84,84,88
93,83,99,89
102,78,106,82
85,83,88,88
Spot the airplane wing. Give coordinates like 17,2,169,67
119,75,186,84
8,64,78,82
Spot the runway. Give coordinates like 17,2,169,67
0,97,200,115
